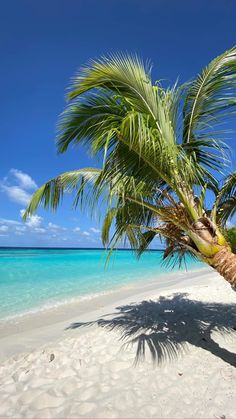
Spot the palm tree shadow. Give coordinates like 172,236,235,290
67,293,236,367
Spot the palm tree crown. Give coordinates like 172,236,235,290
25,47,236,284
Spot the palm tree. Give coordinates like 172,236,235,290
25,47,236,286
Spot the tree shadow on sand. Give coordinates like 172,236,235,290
67,293,236,367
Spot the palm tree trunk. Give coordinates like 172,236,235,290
212,247,236,287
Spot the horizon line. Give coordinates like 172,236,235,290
0,246,164,251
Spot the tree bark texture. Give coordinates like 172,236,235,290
212,247,236,287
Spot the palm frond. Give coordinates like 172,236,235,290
67,53,160,124
211,171,236,224
57,91,125,154
183,46,236,143
217,196,236,225
183,46,236,173
24,168,101,218
58,70,203,207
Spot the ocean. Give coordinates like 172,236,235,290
0,248,204,320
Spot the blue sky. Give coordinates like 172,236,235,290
1,0,236,247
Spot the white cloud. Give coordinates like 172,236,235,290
0,219,26,236
1,185,32,205
34,227,46,233
0,213,48,237
0,218,21,225
26,215,42,228
0,169,37,205
82,231,90,236
15,226,26,232
0,225,8,232
20,209,42,228
9,169,37,190
48,222,66,231
48,222,60,230
0,234,8,237
90,227,101,233
73,227,81,232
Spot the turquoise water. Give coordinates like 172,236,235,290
0,248,204,320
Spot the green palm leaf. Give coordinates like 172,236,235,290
211,171,236,224
183,46,236,144
24,169,101,218
24,49,236,272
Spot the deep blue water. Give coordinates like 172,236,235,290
0,248,204,319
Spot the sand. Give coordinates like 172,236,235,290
0,268,236,418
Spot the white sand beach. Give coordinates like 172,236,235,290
0,268,236,419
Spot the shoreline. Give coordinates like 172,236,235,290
0,265,205,323
0,264,206,322
0,247,204,324
0,266,212,361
